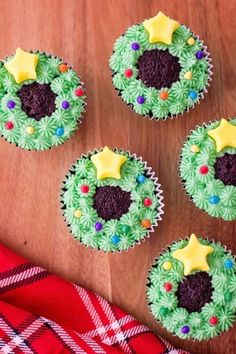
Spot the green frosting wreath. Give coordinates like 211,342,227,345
180,118,236,221
60,147,164,252
147,235,236,340
109,14,212,120
0,50,86,150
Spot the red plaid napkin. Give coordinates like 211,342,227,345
0,243,188,353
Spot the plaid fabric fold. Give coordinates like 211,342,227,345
0,243,188,354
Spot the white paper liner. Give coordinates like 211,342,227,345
60,147,164,253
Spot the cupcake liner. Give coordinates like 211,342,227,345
178,118,236,221
0,50,86,151
110,24,213,121
146,235,236,341
60,147,164,253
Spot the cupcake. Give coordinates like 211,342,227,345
147,234,236,340
0,48,86,150
109,11,212,120
61,146,164,252
180,118,236,221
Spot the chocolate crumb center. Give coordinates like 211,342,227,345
137,49,181,90
17,82,57,121
176,271,213,313
214,153,236,186
93,186,132,221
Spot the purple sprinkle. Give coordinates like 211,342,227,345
137,96,145,104
95,222,103,231
131,42,140,51
196,51,204,59
181,325,190,334
7,100,16,109
61,100,70,109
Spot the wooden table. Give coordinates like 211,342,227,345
0,0,235,353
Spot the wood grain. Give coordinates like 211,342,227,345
0,0,235,353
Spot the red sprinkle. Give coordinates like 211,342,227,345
75,88,85,97
164,282,172,292
144,198,152,207
80,185,89,194
124,69,133,78
5,121,14,130
209,316,218,326
199,165,209,174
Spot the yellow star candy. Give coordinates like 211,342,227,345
207,118,236,153
4,48,38,84
91,146,127,180
172,234,213,276
143,11,180,45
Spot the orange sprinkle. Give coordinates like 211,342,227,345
59,63,68,73
141,219,151,229
159,91,169,100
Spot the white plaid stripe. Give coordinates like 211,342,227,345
74,333,106,354
0,266,44,288
104,325,149,346
0,316,36,353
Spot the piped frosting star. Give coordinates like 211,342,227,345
143,11,180,45
172,234,213,276
4,48,38,84
91,146,127,180
207,118,236,153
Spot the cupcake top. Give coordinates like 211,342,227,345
61,146,164,252
147,234,236,340
180,118,236,221
0,48,86,150
110,11,212,120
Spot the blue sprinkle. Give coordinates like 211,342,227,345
188,91,197,100
209,195,220,204
137,175,146,184
224,259,234,269
111,235,120,245
55,127,64,136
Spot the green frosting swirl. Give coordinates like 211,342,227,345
0,51,86,150
61,148,164,252
180,118,236,221
109,20,212,120
147,235,236,340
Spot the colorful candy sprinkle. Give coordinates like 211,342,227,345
141,219,151,229
181,325,190,334
209,195,220,204
159,307,168,316
188,90,197,100
190,144,200,153
131,42,140,51
95,222,103,231
199,165,209,174
224,259,234,269
59,63,68,73
162,261,172,270
137,96,145,104
74,210,82,218
187,37,195,46
124,69,133,78
225,292,232,301
159,91,169,100
184,71,192,80
121,225,130,234
75,88,85,97
5,121,14,130
111,235,120,245
209,316,218,326
164,282,172,292
7,100,16,109
26,126,35,135
144,198,152,207
61,100,70,109
196,51,204,59
80,185,89,194
55,127,64,136
137,175,146,184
